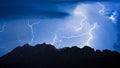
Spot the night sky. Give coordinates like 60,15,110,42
0,0,120,56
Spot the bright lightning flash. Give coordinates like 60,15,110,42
108,11,117,24
73,6,87,31
52,4,97,48
98,2,118,24
86,23,97,46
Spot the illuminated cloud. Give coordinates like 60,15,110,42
108,11,118,24
73,5,87,31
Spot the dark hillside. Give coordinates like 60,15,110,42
0,43,120,68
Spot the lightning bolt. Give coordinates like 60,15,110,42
0,24,6,32
52,10,87,46
74,7,87,31
62,33,88,39
98,2,118,24
52,32,89,47
77,14,86,31
64,5,96,46
27,20,40,44
52,5,97,48
61,23,97,47
0,24,7,52
97,2,105,15
86,23,97,46
51,32,58,45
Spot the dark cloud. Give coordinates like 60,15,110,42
114,11,120,52
0,9,70,19
48,0,111,3
0,0,112,19
0,0,71,19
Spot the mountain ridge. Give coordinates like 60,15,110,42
0,43,120,68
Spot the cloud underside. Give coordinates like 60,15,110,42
0,10,69,19
49,0,111,3
0,0,111,19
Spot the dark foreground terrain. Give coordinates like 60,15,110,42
0,43,120,68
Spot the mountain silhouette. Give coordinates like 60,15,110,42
0,43,120,68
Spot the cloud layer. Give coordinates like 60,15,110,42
0,0,111,19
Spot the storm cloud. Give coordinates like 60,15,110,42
0,0,111,19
